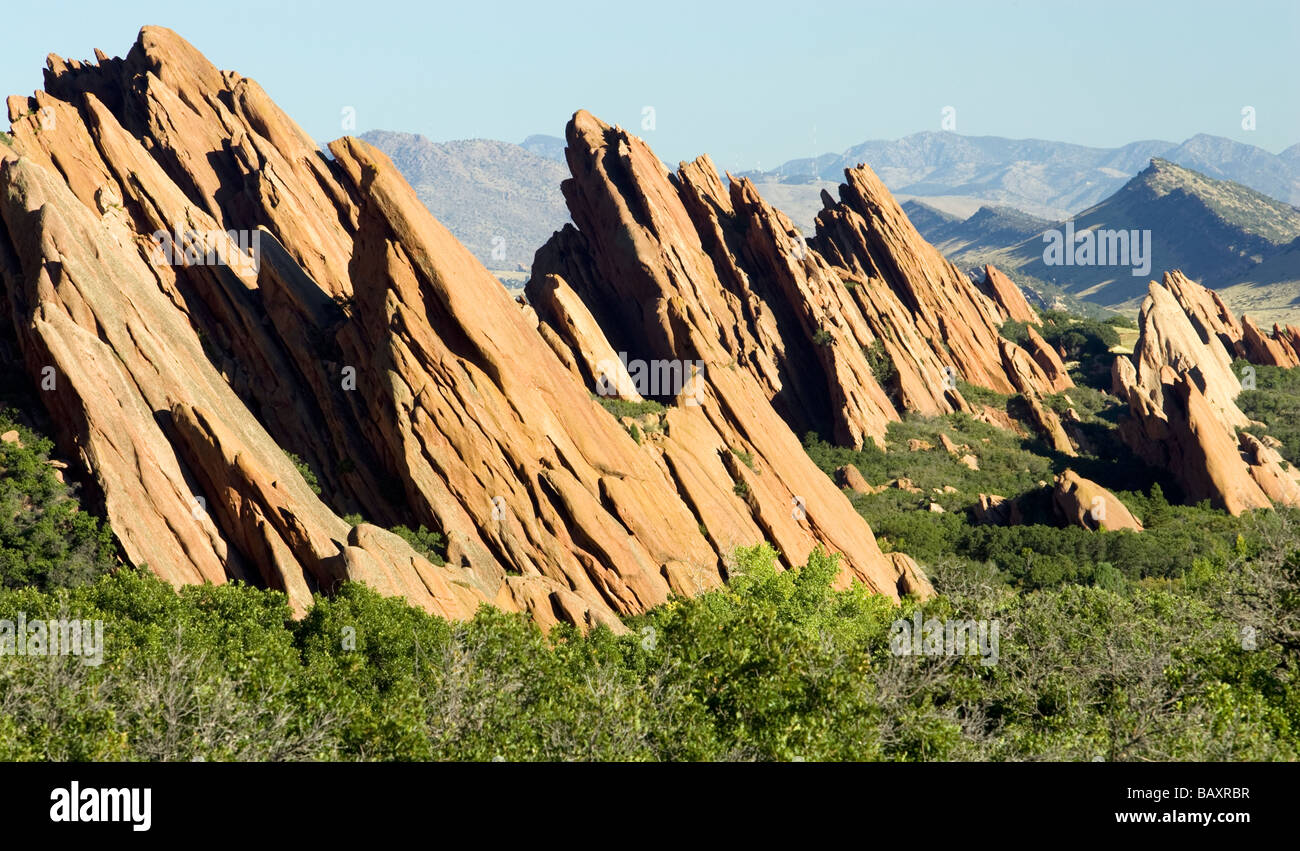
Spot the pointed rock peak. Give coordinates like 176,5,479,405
979,264,1038,325
570,108,608,137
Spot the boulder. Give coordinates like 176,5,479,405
973,493,1022,526
834,464,873,494
1052,470,1143,532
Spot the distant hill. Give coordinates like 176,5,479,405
1215,233,1300,320
1004,159,1300,306
903,201,1052,258
520,134,567,163
899,199,959,233
361,130,569,273
903,159,1300,322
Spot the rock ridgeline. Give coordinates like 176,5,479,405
1112,270,1300,514
0,28,975,626
529,111,1069,455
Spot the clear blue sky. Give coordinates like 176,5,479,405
4,0,1297,170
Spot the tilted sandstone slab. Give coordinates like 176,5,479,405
532,118,900,450
533,115,1066,454
977,264,1038,325
527,273,643,401
998,339,1075,455
1128,279,1248,431
1111,277,1300,514
1023,325,1073,393
1162,270,1245,358
809,165,1061,401
1273,325,1300,364
1241,314,1300,368
0,153,479,618
1157,269,1299,368
529,111,947,594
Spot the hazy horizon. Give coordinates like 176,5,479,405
368,125,1299,170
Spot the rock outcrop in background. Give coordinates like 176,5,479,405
1111,271,1300,514
530,112,1070,452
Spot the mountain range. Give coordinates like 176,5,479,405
905,159,1300,320
742,131,1300,221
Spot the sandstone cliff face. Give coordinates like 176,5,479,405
977,264,1038,325
532,118,1069,457
1160,269,1300,367
1111,272,1300,514
0,28,938,625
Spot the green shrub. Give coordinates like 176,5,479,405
0,412,116,590
1236,360,1300,464
285,451,322,496
390,525,447,566
0,534,1294,762
863,339,898,388
731,447,756,470
592,395,666,419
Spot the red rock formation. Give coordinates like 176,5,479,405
527,112,937,594
1241,314,1300,367
977,264,1038,325
1111,276,1300,514
534,123,1067,458
1,28,938,626
834,464,873,494
1157,269,1300,368
1161,270,1245,358
995,338,1075,453
1274,325,1300,363
1127,280,1247,430
1023,325,1073,393
973,493,1022,526
531,123,901,450
809,165,1060,400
